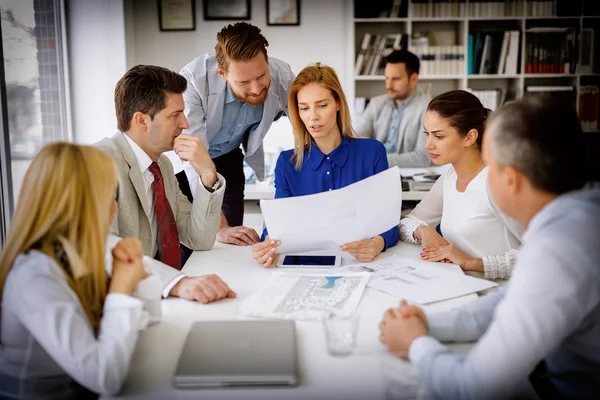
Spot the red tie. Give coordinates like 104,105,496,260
149,162,181,270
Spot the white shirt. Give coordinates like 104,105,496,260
0,251,149,397
408,187,600,399
400,166,524,279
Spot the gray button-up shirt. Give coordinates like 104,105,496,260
408,187,600,399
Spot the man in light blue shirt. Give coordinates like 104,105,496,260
355,50,431,167
178,23,294,246
207,84,263,159
379,98,600,399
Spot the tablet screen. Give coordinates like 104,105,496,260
282,255,337,266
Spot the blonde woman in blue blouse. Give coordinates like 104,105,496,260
252,63,400,267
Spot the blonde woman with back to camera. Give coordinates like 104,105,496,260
0,143,151,399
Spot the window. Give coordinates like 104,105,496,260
0,0,70,238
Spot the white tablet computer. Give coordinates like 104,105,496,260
277,254,341,268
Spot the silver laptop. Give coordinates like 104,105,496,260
172,320,299,388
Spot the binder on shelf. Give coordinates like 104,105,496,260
579,86,599,132
354,33,372,76
578,28,595,74
504,31,520,75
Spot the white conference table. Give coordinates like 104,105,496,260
106,242,478,400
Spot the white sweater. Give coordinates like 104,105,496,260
400,166,523,279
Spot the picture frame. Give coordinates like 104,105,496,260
158,0,196,31
267,0,300,26
203,0,251,21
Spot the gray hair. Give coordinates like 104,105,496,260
487,97,589,195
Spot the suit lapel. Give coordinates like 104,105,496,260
206,70,226,141
246,88,279,157
114,132,152,221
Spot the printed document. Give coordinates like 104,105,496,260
260,167,402,253
240,272,370,321
306,257,497,304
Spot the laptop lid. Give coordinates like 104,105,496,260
172,320,299,388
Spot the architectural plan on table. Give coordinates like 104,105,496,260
240,272,369,321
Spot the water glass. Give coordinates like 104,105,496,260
322,314,358,357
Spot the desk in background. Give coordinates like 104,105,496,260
105,242,476,400
244,182,429,202
243,166,448,202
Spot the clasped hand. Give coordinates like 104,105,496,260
379,300,429,359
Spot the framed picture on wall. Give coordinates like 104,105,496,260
158,0,196,31
203,0,251,20
267,0,300,26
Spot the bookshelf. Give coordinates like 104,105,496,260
348,0,600,134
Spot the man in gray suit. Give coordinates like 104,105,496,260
178,22,295,246
355,50,432,168
97,65,236,304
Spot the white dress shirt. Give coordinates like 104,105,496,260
408,187,600,399
400,166,524,279
0,251,149,397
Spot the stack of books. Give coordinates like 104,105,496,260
469,30,520,75
355,33,405,76
525,27,576,74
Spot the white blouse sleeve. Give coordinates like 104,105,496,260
480,180,526,279
5,254,149,395
399,173,445,244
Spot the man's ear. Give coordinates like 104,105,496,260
410,72,418,86
464,128,479,148
217,65,227,80
505,165,521,195
132,111,147,132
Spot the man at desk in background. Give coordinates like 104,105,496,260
355,50,431,168
177,22,295,246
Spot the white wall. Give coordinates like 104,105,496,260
125,0,350,91
67,0,127,144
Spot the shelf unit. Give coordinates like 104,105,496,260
347,0,600,125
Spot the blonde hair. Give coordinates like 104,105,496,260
215,22,269,73
287,63,357,169
0,143,118,333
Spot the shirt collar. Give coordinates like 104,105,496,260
225,84,242,104
305,136,351,171
123,132,155,174
388,91,416,110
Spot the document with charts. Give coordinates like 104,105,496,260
359,258,496,304
240,272,370,321
306,257,497,304
260,167,402,254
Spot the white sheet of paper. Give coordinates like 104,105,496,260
239,272,370,321
260,167,402,253
363,257,497,304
